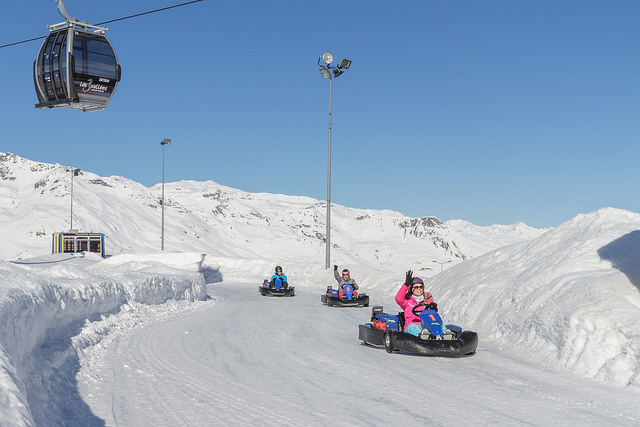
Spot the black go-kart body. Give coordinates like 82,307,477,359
358,306,478,356
259,278,295,297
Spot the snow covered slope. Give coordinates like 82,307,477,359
2,153,640,425
0,152,542,268
421,208,640,387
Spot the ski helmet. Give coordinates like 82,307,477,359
275,266,282,273
342,269,350,275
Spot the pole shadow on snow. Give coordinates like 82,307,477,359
198,254,222,284
199,266,222,284
597,230,640,292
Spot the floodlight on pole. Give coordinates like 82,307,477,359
338,59,352,69
161,138,171,251
321,52,333,65
317,52,352,269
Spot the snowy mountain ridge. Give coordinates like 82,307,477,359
0,152,542,267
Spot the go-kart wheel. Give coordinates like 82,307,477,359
383,331,397,353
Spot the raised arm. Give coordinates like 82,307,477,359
333,265,341,283
395,270,413,308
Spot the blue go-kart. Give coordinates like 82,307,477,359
358,304,478,356
321,284,369,307
259,278,295,297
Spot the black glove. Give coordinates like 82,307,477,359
404,270,413,299
334,265,338,271
405,270,413,286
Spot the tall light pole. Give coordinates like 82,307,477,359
161,138,171,251
318,52,352,269
69,168,80,231
433,260,452,272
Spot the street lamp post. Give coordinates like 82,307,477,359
433,260,452,272
161,138,171,251
318,52,352,269
69,168,80,231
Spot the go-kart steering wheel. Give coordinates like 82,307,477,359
411,301,430,316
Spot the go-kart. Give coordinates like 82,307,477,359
321,284,369,307
358,304,478,356
259,277,295,297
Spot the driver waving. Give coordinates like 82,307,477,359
395,271,438,337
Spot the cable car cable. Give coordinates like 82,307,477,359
0,0,204,50
94,0,203,26
0,36,47,50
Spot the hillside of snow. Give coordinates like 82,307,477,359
1,153,640,425
0,152,542,267
406,209,640,387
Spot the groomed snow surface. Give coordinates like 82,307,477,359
1,208,640,425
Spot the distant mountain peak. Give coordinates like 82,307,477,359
0,152,542,264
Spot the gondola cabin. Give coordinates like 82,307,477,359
34,22,121,112
52,232,105,257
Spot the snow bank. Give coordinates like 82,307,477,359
424,208,640,388
0,253,207,426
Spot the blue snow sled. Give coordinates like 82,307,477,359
259,278,295,297
358,306,478,357
321,284,369,307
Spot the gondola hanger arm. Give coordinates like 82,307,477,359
56,0,74,22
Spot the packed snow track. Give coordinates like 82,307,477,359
76,282,640,426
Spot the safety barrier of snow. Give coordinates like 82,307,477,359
0,254,207,426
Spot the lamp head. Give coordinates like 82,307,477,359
321,52,333,65
338,59,352,69
319,68,331,79
161,139,171,145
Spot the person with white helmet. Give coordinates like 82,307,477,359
333,265,359,298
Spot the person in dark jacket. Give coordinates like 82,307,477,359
269,266,289,289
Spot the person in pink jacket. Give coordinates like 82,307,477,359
395,270,435,336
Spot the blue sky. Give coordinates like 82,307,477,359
1,0,638,228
